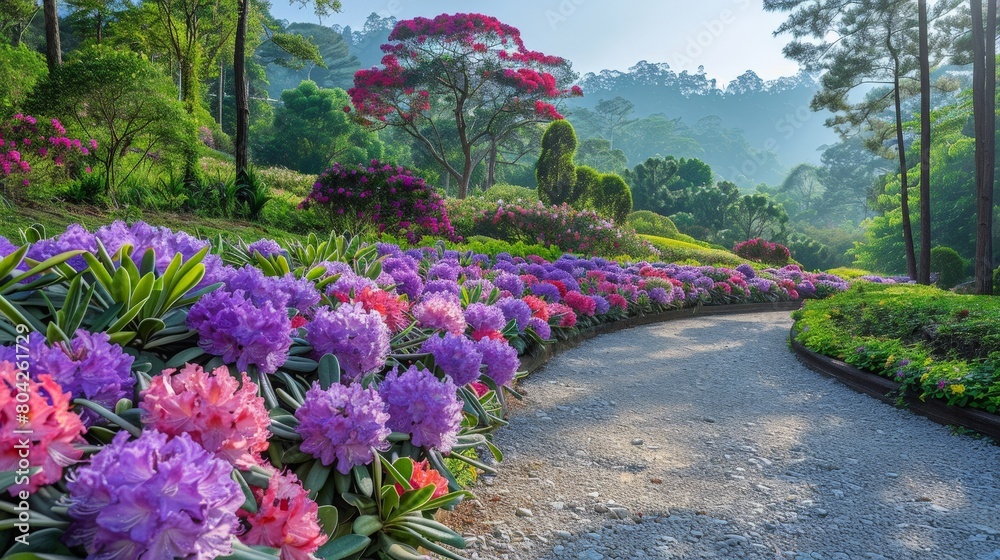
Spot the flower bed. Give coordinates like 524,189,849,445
0,222,849,560
792,283,1000,413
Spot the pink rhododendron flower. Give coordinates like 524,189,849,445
0,361,85,495
240,470,328,560
140,363,270,467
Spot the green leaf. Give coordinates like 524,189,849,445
318,354,340,389
352,464,373,498
304,461,333,498
351,514,382,536
395,515,466,547
314,534,371,560
1,250,85,292
233,469,258,514
391,485,434,518
317,505,339,537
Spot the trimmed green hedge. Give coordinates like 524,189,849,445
793,283,1000,412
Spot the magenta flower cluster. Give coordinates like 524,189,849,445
0,113,95,189
299,160,458,244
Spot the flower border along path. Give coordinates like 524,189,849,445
519,301,804,375
789,331,1000,440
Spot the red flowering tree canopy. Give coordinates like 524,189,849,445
348,13,583,198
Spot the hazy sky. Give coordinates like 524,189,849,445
270,1,802,85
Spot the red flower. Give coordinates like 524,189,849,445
396,459,450,499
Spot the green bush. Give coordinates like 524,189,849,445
574,165,601,210
627,210,680,238
480,183,538,204
787,233,832,272
930,246,967,290
0,44,47,114
592,173,632,224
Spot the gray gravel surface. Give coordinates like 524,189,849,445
445,312,1000,560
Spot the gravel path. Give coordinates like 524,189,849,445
441,312,1000,560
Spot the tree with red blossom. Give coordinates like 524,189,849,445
348,13,582,199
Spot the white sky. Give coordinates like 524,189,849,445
270,0,803,84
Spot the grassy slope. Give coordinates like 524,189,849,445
0,200,312,245
640,234,745,267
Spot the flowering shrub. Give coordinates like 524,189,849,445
0,222,853,560
453,199,659,259
300,160,458,243
734,237,791,266
0,113,95,199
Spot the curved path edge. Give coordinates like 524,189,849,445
789,330,1000,441
518,301,804,375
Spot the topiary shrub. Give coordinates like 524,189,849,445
536,120,579,206
627,211,680,239
930,246,966,290
574,165,601,211
593,173,632,224
300,160,458,243
733,237,791,266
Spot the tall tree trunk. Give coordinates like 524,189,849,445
42,0,61,72
972,0,997,295
180,58,198,113
234,0,249,178
218,60,224,125
486,142,497,190
917,0,932,285
894,73,918,280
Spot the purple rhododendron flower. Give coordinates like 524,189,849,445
493,272,525,295
412,293,466,334
0,235,19,259
497,297,531,332
307,303,390,380
296,382,390,473
380,365,463,453
187,289,291,374
17,330,135,426
427,260,460,282
649,287,672,305
423,278,461,297
530,282,561,302
736,263,756,279
527,317,552,340
420,332,483,386
477,338,519,387
591,294,610,315
247,238,283,258
27,223,96,271
464,303,506,333
65,430,243,560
